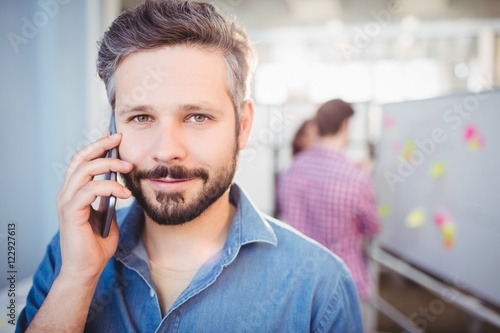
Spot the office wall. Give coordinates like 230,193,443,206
0,0,104,289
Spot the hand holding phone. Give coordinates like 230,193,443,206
54,115,132,287
100,112,118,237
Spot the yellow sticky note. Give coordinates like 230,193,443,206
441,222,456,250
468,137,483,152
406,208,426,228
378,204,391,220
430,162,446,179
402,140,415,160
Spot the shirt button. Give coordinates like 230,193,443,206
150,289,155,298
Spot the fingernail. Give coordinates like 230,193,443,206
110,133,120,138
121,160,132,167
124,188,132,196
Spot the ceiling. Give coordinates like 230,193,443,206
122,0,500,31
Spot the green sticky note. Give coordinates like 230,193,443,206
430,162,446,179
378,204,391,220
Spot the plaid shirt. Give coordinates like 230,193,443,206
278,143,380,300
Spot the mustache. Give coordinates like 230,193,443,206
133,165,209,182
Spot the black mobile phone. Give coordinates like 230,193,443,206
100,112,118,238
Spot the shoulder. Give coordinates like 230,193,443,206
263,214,351,278
337,159,373,186
260,215,363,332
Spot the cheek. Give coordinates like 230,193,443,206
190,131,236,164
118,134,146,163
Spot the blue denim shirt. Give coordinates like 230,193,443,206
17,184,363,332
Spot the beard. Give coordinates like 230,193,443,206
121,146,238,226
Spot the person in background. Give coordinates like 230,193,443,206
278,98,380,331
292,118,320,156
356,142,376,173
275,119,319,217
17,2,363,332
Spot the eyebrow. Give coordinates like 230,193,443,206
116,105,154,117
177,103,223,116
116,103,224,117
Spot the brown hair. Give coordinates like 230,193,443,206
292,119,318,156
315,99,354,136
96,0,255,115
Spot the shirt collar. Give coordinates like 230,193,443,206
114,183,277,262
309,142,347,160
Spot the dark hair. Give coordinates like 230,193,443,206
292,119,317,156
315,99,354,136
97,0,255,114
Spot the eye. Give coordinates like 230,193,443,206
189,114,208,123
132,115,151,123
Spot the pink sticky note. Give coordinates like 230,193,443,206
434,213,446,227
464,125,476,141
384,116,395,129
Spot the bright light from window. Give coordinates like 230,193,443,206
373,61,406,103
403,59,442,100
254,63,288,105
307,64,341,103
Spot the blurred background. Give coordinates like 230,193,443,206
1,0,500,332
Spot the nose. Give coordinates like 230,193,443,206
150,120,188,164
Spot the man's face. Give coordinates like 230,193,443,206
114,46,252,226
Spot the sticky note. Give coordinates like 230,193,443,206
464,124,485,152
441,222,456,250
402,140,415,160
378,204,391,219
434,212,456,249
468,137,484,151
464,125,476,141
430,162,446,179
434,213,447,227
384,116,395,129
406,208,426,228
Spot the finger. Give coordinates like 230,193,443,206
62,133,123,189
59,180,132,227
59,158,133,204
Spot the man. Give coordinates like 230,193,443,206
17,2,362,332
278,99,380,328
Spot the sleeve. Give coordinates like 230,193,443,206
15,233,62,333
355,174,380,238
313,269,364,333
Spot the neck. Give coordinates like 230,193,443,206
319,134,346,151
142,189,236,270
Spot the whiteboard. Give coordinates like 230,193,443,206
374,90,500,307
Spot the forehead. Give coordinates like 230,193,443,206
114,45,231,112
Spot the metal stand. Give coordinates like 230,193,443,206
370,246,500,332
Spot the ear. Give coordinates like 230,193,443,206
238,99,254,150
